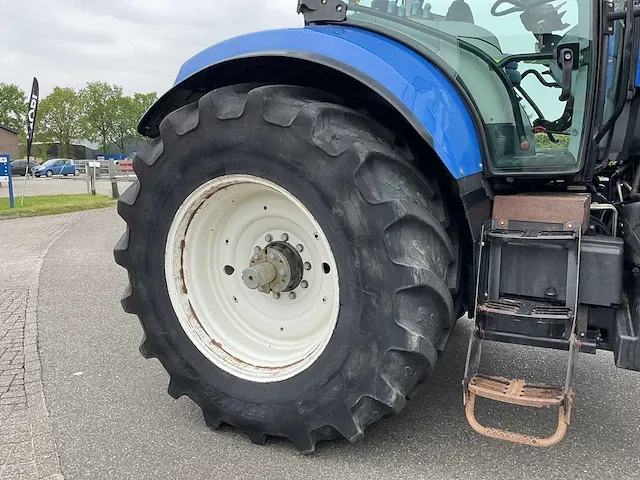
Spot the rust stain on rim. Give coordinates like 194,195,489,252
184,300,309,373
179,238,188,295
178,202,202,296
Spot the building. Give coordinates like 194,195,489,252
94,139,150,160
46,143,96,160
0,124,19,160
18,141,97,161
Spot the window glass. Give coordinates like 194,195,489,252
347,1,594,173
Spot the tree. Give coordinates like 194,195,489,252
131,93,157,143
111,96,136,153
39,87,83,158
111,92,158,152
0,83,27,132
535,133,570,149
81,82,123,153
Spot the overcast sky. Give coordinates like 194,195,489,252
1,0,301,97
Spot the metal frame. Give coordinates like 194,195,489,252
462,219,584,447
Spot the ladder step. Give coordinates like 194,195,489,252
478,298,572,320
468,375,565,408
464,387,573,448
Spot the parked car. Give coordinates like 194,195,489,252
10,159,39,176
33,159,77,177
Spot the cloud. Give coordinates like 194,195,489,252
0,0,301,97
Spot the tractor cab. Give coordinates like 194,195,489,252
345,0,596,176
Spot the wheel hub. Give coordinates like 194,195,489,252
243,239,305,296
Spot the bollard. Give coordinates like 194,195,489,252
87,161,99,196
111,178,119,199
108,161,119,199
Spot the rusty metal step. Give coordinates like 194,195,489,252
468,375,565,407
464,374,574,447
478,297,572,321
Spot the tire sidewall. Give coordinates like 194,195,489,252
134,122,391,415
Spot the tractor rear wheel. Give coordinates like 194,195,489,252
114,84,459,452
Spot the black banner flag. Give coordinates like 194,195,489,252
21,78,40,206
26,78,39,160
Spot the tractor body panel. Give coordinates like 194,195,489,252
140,26,484,180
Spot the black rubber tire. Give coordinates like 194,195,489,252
114,84,459,453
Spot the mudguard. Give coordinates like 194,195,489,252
141,26,484,180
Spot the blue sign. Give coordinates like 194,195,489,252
0,154,14,209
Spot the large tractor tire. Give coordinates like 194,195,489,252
114,84,459,452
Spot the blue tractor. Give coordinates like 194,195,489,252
114,0,640,450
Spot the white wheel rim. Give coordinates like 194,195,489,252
165,175,340,382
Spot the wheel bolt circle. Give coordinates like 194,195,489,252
301,280,308,289
265,234,273,242
303,262,311,270
281,233,289,242
296,244,304,252
289,292,297,300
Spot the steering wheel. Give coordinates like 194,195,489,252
491,0,555,17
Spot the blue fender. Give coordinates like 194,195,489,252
151,26,483,179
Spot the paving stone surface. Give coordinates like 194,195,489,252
0,212,92,479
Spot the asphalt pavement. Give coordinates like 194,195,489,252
36,207,640,480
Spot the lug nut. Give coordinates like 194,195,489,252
279,269,286,276
272,292,280,299
296,244,304,252
303,262,311,270
281,233,289,242
254,246,261,252
289,292,297,300
273,285,281,293
268,252,276,260
300,280,308,289
265,234,273,242
252,253,260,260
